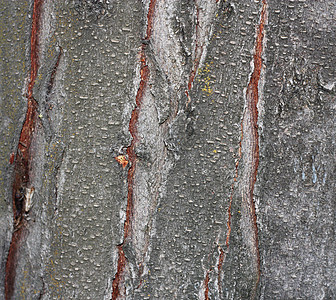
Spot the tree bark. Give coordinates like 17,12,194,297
0,0,335,299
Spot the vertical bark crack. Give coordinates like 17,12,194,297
241,0,267,298
37,46,63,141
46,47,62,99
187,1,203,92
185,0,210,110
111,1,157,299
5,1,44,299
217,1,267,298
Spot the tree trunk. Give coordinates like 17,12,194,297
0,0,335,299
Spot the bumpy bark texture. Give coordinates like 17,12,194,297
0,0,335,299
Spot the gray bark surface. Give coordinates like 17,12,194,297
0,0,335,299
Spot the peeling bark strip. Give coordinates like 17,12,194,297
111,1,157,299
5,1,43,299
242,0,267,297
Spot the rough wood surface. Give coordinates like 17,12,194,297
0,0,335,299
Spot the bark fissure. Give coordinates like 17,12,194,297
216,1,267,298
188,1,203,92
241,0,267,297
37,46,63,141
185,0,207,110
46,47,63,99
111,1,157,298
5,1,43,299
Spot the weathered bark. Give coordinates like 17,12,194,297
0,0,335,299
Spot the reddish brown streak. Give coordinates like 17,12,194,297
9,153,15,165
219,1,267,297
124,50,149,241
5,228,25,300
5,1,43,299
111,246,126,300
111,1,156,299
145,0,157,40
244,0,267,296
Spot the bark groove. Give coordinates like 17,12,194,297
112,1,157,298
5,1,43,299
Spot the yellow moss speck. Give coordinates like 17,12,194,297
197,62,214,96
